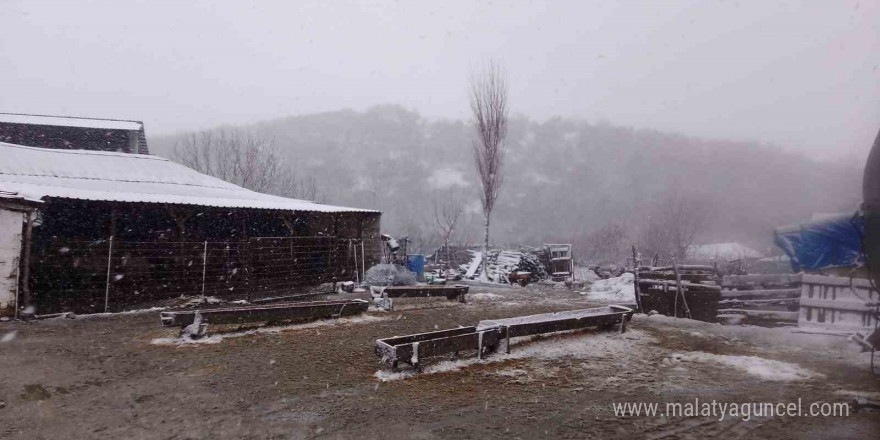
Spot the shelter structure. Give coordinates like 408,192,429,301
0,142,380,315
0,113,149,154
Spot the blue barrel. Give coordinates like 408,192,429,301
406,254,426,282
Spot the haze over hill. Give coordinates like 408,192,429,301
149,105,863,259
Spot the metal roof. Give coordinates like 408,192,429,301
0,142,377,213
0,113,144,131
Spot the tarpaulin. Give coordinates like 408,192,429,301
774,212,864,272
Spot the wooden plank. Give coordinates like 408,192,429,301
639,279,722,291
721,274,802,288
799,297,875,312
800,274,875,288
652,265,716,272
717,309,799,321
719,298,799,307
464,251,482,278
720,288,801,299
637,271,712,282
672,260,692,319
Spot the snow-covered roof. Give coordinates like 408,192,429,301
688,242,764,261
0,142,376,213
0,113,143,131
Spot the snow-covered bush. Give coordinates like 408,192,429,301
364,264,417,286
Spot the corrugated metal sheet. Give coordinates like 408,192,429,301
0,142,376,213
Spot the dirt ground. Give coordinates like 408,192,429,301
1,282,879,440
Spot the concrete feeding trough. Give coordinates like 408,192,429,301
375,326,501,371
380,285,469,302
477,305,634,352
375,305,632,371
159,299,369,337
370,284,469,310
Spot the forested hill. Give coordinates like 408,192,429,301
149,105,862,258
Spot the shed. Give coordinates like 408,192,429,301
0,142,380,315
0,113,149,154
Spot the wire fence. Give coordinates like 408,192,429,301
30,236,368,314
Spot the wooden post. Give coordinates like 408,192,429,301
632,245,643,314
20,210,35,313
104,236,114,313
361,241,366,281
672,259,692,319
200,240,208,297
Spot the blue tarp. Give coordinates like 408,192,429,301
774,212,864,272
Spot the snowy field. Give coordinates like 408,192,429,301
0,283,877,439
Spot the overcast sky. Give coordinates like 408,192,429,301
1,0,877,160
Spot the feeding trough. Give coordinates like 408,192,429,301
159,299,369,337
370,284,469,310
375,305,633,371
477,305,633,352
379,285,469,302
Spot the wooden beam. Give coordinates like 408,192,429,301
720,288,801,299
672,259,692,319
721,274,802,288
716,309,799,321
718,298,799,307
639,279,722,291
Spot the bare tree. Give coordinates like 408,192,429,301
433,193,465,268
469,59,509,278
638,192,709,262
580,222,631,262
172,128,319,200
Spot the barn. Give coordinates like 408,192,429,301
0,112,150,154
0,141,380,316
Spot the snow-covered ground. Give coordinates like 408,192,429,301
668,351,821,381
582,272,635,302
375,328,657,381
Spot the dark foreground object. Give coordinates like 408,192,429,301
375,305,632,371
159,299,369,328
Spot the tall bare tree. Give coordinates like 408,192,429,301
433,193,465,268
469,59,509,278
172,128,319,200
638,192,709,262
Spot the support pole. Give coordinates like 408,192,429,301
104,236,114,313
361,241,366,282
201,240,208,298
19,210,35,314
353,241,360,285
632,245,643,314
672,259,692,319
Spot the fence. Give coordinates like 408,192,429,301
30,236,367,314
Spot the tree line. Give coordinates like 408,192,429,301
150,105,861,263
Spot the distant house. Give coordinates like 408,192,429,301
687,242,764,263
0,113,149,154
0,141,380,316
